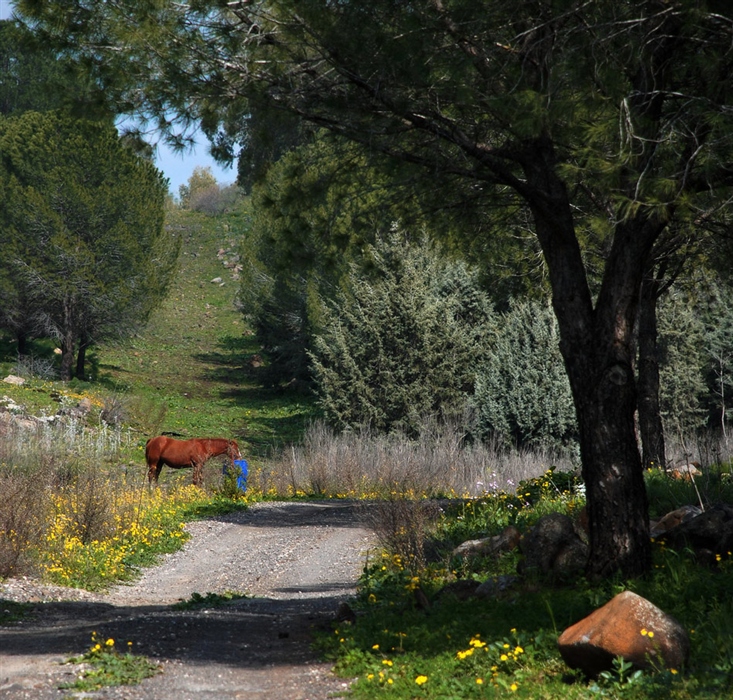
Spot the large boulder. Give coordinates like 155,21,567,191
558,591,689,678
660,503,733,557
519,512,588,578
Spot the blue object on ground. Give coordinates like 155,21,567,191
227,458,248,491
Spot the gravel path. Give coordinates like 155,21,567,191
0,501,375,699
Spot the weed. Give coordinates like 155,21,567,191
0,600,30,624
62,632,159,691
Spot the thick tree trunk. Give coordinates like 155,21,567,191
637,276,666,471
527,153,654,579
573,348,651,579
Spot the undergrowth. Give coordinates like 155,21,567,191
62,632,160,691
319,468,733,700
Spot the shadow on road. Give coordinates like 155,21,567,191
0,592,348,670
211,499,373,530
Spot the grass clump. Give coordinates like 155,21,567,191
0,600,30,624
172,590,248,610
62,632,159,692
260,420,576,499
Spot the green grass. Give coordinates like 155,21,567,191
0,206,319,472
62,633,160,691
318,470,733,700
0,600,30,625
95,208,319,452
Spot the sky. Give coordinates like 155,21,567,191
0,0,236,196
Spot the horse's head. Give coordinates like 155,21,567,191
227,440,241,460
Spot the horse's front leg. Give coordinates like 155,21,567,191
192,460,204,487
148,461,163,486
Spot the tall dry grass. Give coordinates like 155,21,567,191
256,420,577,498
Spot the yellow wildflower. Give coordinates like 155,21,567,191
415,675,428,685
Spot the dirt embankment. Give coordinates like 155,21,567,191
0,501,374,700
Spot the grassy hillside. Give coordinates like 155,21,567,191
0,206,318,461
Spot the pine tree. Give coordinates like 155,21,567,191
0,111,177,379
473,300,576,450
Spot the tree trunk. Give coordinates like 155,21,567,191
637,275,666,471
573,351,651,579
527,153,654,579
16,332,28,356
59,297,76,381
76,334,91,380
60,333,75,381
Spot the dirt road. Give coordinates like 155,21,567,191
0,501,374,699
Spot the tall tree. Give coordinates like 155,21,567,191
0,111,178,379
17,1,733,578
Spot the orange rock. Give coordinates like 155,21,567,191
557,591,689,677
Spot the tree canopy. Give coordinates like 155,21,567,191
0,111,178,379
17,0,733,578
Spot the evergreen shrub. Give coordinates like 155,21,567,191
309,230,495,436
472,299,577,450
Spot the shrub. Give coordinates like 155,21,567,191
0,468,48,577
310,230,495,436
472,299,577,450
263,419,575,499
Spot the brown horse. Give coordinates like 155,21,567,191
145,436,241,486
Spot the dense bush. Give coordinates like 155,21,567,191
472,299,577,450
310,231,495,436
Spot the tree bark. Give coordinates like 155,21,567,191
637,275,666,471
526,152,654,579
60,333,75,381
59,297,76,382
75,335,91,380
16,332,28,356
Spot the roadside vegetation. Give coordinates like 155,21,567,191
320,467,733,700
